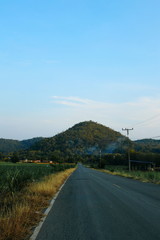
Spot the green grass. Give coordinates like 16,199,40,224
103,165,160,184
0,162,75,195
0,168,76,240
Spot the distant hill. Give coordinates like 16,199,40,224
0,137,43,153
134,139,160,153
31,121,129,156
1,121,160,164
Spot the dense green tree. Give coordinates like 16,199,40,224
0,137,43,153
1,121,160,167
0,152,4,160
50,150,64,162
11,153,19,163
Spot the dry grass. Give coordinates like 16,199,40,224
29,169,72,197
0,168,75,240
99,169,160,184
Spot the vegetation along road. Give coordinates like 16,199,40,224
35,164,160,240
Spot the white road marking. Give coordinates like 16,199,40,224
113,184,121,189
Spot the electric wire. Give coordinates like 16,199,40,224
132,113,160,128
125,113,160,140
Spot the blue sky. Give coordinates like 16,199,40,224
0,0,160,140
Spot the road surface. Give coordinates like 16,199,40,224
35,164,160,240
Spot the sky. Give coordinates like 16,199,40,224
0,0,160,140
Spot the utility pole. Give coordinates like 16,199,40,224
122,128,133,171
99,149,102,168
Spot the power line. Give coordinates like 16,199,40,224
149,135,160,139
126,113,160,140
132,113,160,128
132,135,160,141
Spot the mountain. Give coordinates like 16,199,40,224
2,121,160,164
31,121,129,157
0,137,43,153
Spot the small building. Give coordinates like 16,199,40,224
130,160,155,171
21,159,41,163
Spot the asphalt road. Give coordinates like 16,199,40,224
35,164,160,240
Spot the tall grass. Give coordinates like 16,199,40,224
102,165,160,184
0,163,75,195
0,164,75,240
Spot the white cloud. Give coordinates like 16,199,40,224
1,96,160,140
51,96,160,140
52,96,92,106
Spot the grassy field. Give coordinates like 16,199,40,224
0,162,75,196
0,162,76,240
101,165,160,184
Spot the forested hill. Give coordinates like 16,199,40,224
134,139,160,153
0,137,43,153
1,121,160,162
31,121,129,156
